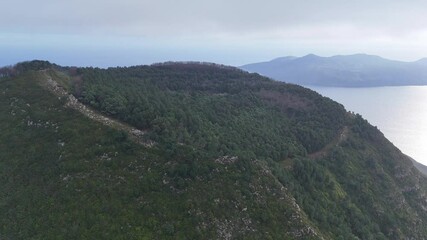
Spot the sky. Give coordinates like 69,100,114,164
2,0,427,67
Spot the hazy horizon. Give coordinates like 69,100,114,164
3,0,427,67
3,51,427,69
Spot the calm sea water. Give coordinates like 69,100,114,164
307,85,427,166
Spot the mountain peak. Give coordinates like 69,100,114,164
302,53,321,59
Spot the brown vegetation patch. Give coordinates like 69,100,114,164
258,89,311,111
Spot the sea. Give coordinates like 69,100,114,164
307,85,427,166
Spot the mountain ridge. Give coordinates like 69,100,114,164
241,54,427,87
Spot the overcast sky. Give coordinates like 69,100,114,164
2,0,427,67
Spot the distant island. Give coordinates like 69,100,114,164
241,54,427,87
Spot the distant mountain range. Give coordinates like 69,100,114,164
409,156,427,176
241,54,427,87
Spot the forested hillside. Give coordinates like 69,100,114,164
1,60,427,239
